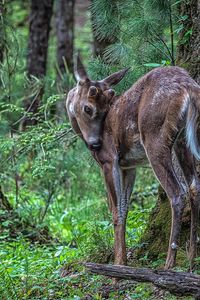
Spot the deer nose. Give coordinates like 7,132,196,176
89,143,102,151
88,138,102,151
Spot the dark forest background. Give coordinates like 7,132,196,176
0,0,199,299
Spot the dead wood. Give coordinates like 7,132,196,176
85,262,200,297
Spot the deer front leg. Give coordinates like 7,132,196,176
103,161,136,265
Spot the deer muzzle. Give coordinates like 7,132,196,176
88,138,102,151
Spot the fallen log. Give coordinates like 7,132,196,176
85,263,200,297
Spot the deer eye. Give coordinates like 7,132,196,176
84,105,93,116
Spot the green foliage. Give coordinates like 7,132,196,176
0,239,81,299
90,0,120,42
89,0,182,86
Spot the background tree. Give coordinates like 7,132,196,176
21,0,54,130
176,0,200,84
56,0,75,76
0,0,5,63
55,0,75,120
90,0,119,61
88,0,178,92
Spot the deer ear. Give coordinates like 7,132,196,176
101,67,130,86
74,52,89,82
104,89,115,101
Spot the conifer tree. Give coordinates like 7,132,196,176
93,1,178,64
176,0,200,84
89,0,180,92
90,0,119,61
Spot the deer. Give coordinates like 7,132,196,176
66,53,200,271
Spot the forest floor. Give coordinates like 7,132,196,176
0,232,196,300
0,242,171,300
0,161,198,299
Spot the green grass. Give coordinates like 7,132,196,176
0,163,192,300
0,239,151,299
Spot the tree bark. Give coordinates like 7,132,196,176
138,0,200,262
85,263,200,297
27,0,53,78
55,0,75,120
21,0,54,130
0,186,12,211
56,0,75,76
0,0,5,63
176,0,200,84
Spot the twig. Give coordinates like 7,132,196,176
168,4,175,65
40,188,54,223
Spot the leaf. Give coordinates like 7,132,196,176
181,15,188,21
143,63,161,67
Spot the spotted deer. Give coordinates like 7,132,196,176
66,54,200,270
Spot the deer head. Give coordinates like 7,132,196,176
67,53,129,151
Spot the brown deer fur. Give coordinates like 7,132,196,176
66,55,200,270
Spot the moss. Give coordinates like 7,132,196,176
137,187,171,259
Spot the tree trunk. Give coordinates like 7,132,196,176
56,0,75,76
176,0,200,84
0,186,12,211
21,0,54,130
0,0,5,63
85,263,200,297
55,0,75,121
91,26,117,60
138,0,200,262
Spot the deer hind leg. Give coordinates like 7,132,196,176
188,176,200,271
102,161,136,266
174,138,200,271
144,142,185,269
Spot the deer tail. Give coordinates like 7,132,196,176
186,85,200,160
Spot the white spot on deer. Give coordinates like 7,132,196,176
190,177,196,189
180,93,189,118
115,107,120,115
69,102,75,115
126,122,136,131
186,99,200,161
